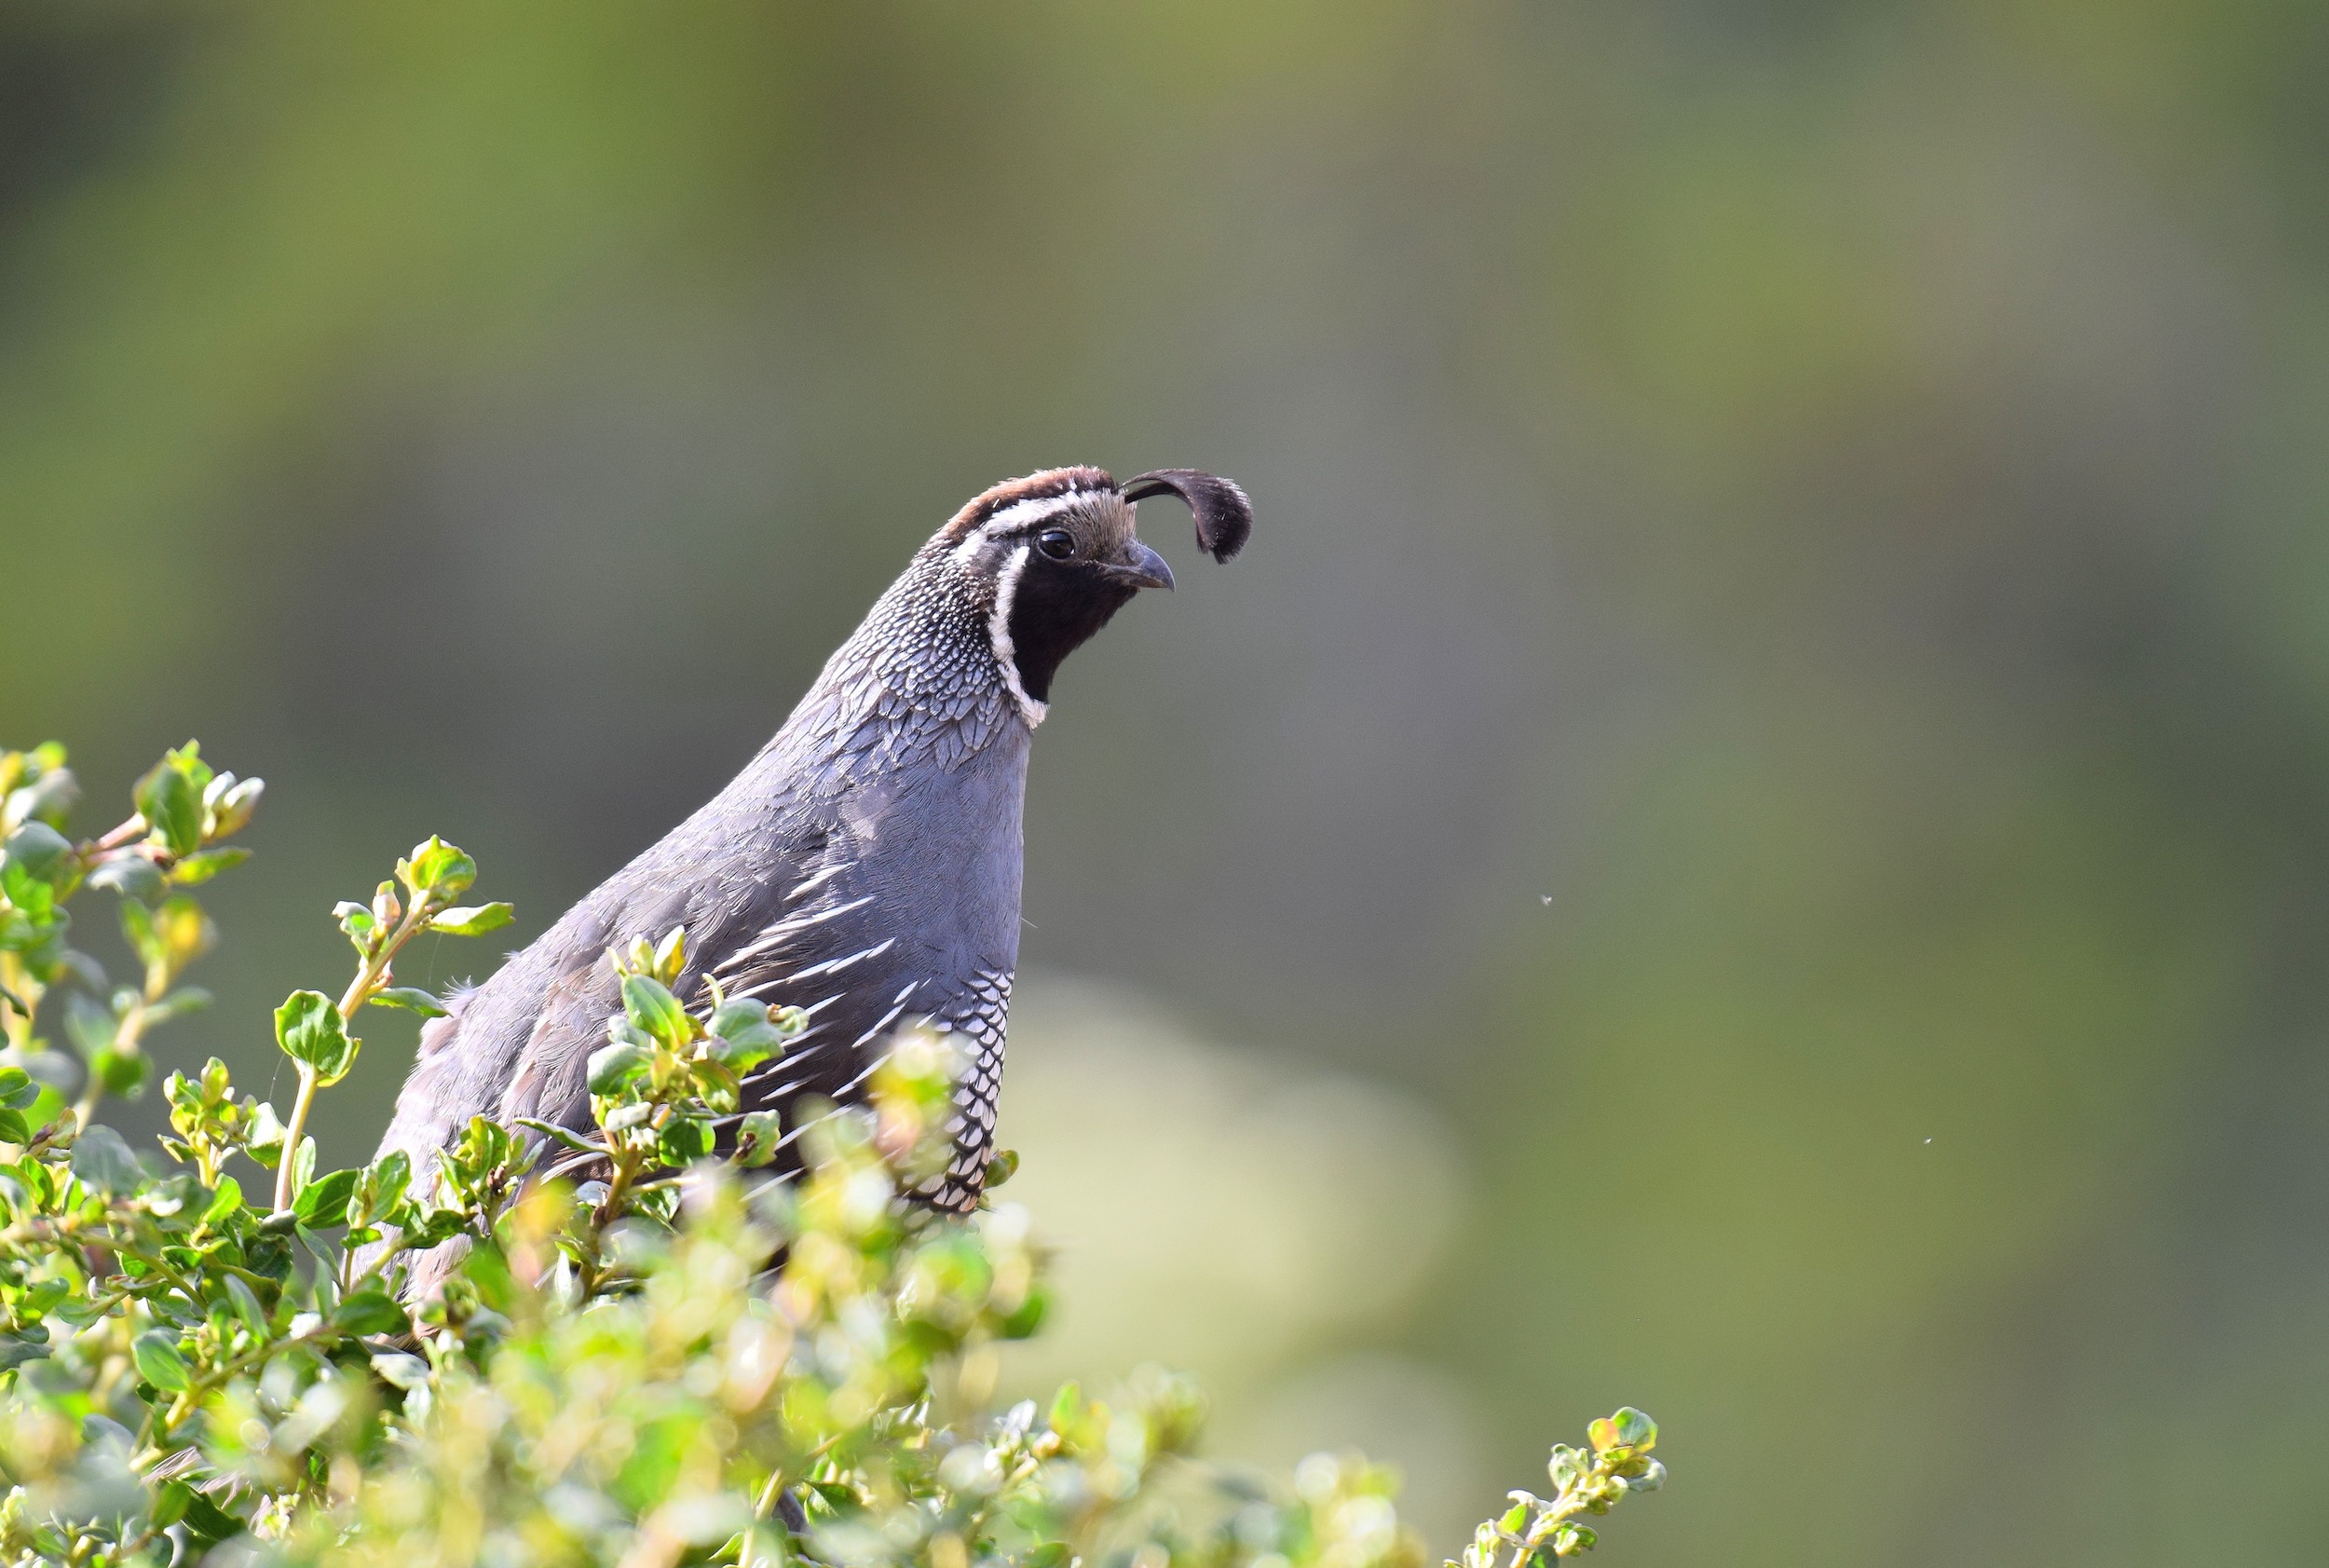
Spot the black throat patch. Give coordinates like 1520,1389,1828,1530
1004,556,1140,702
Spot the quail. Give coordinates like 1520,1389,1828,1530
377,467,1250,1265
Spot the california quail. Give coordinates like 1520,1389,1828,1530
377,466,1250,1240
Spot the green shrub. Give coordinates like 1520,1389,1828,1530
0,740,1666,1567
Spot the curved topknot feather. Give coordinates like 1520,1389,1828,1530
1122,470,1253,563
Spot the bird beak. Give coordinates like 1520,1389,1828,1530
1099,539,1175,592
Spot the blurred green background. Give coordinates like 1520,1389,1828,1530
7,0,2329,1560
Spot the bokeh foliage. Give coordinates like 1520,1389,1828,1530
0,748,1661,1566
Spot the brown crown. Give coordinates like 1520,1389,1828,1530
938,467,1117,542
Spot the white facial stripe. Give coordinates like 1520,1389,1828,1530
978,489,1102,539
987,542,1048,729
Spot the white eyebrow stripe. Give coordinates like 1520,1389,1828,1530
979,489,1103,538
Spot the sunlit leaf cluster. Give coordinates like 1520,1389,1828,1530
1,743,257,1137
0,741,1666,1566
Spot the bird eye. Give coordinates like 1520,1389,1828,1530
1037,528,1077,560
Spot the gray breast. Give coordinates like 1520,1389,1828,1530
700,718,1031,1193
375,546,1036,1215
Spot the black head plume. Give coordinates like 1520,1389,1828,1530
1122,470,1253,563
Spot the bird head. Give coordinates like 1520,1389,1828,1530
932,466,1251,711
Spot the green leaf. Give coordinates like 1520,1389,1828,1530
275,990,360,1084
202,1176,244,1226
155,895,212,971
620,975,689,1047
168,846,250,886
371,1349,431,1389
133,749,206,857
0,1109,28,1144
85,852,164,902
93,1044,150,1098
369,986,449,1017
351,1149,412,1223
132,1329,192,1393
146,986,212,1025
588,1043,651,1095
119,898,164,971
70,1124,143,1193
334,901,377,949
709,997,780,1040
1588,1408,1655,1454
1,823,74,889
0,861,53,919
175,1487,245,1548
997,1284,1048,1340
332,1289,410,1338
205,774,264,839
429,902,512,937
736,1109,783,1166
709,999,786,1071
603,1016,656,1053
7,750,76,829
658,1114,715,1166
293,1167,361,1228
602,1101,652,1132
399,836,476,900
225,1273,269,1334
0,1066,37,1110
400,1207,470,1249
170,740,211,791
711,1035,776,1072
20,1049,77,1096
149,1481,194,1530
244,1100,287,1168
516,1117,605,1154
63,990,117,1058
